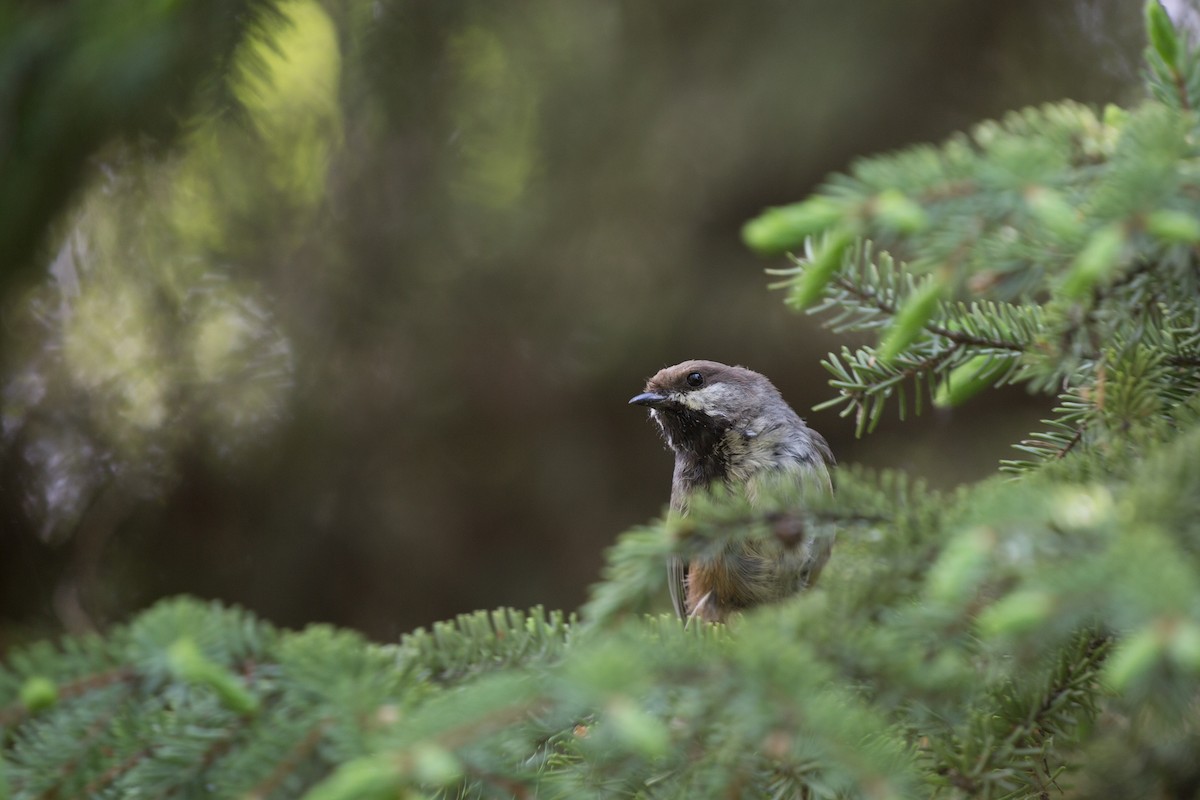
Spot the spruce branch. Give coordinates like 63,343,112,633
244,719,332,800
761,96,1200,467
82,746,153,798
818,340,965,435
985,634,1111,797
826,272,1031,353
6,6,1200,799
398,606,573,684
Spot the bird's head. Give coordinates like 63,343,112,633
629,360,789,457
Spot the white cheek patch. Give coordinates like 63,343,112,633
678,384,736,418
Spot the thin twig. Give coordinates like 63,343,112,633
831,276,1027,352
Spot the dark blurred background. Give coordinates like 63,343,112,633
0,0,1145,646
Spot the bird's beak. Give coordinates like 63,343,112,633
629,391,669,408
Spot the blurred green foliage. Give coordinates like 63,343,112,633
0,1,1145,644
0,0,282,286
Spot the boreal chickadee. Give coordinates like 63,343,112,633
630,360,834,622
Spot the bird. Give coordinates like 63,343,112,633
629,359,834,623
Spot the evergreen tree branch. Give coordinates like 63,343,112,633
246,719,332,800
6,7,1200,798
829,274,1029,352
82,747,153,798
938,634,1111,797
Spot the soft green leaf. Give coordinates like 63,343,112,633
784,229,855,310
1146,1,1179,70
167,636,259,715
1061,224,1126,299
874,189,929,234
302,756,403,800
1145,209,1200,244
876,277,944,363
17,676,57,713
742,197,848,254
978,590,1056,636
933,354,1015,408
1103,626,1164,691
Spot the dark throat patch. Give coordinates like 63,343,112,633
655,405,733,492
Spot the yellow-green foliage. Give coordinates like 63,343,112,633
4,3,1200,799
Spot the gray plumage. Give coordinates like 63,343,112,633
630,359,834,622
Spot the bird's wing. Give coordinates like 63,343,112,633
810,427,835,467
667,554,688,620
805,428,836,494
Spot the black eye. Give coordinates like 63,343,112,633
686,371,704,388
